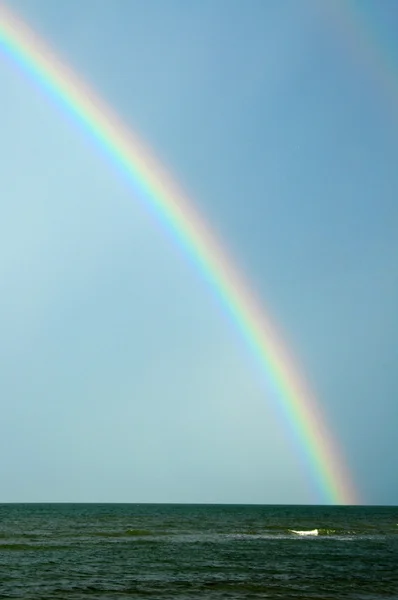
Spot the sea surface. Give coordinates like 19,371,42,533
0,503,397,599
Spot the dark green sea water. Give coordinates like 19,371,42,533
0,504,397,599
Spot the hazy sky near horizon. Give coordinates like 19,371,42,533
1,0,397,505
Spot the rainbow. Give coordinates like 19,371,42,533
0,3,358,504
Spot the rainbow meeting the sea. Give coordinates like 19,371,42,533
0,3,358,505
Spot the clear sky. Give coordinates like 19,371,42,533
1,0,397,505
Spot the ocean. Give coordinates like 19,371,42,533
0,503,397,599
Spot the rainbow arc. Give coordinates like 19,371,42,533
0,3,359,504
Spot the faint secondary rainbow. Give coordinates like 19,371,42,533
0,4,357,504
315,0,398,126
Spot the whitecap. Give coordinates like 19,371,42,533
290,528,319,536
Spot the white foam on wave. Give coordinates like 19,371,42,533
290,528,319,536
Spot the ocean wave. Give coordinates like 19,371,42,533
92,528,161,538
125,529,156,536
287,527,388,538
0,543,70,551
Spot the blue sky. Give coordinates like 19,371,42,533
0,0,397,504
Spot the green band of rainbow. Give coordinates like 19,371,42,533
0,4,358,504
